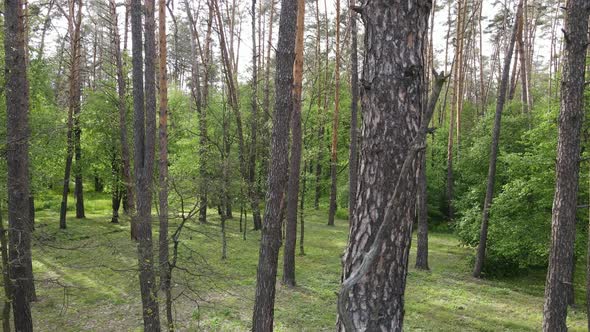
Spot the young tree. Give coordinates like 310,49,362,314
249,0,262,233
543,0,590,330
472,0,521,278
131,0,161,327
110,0,135,219
336,0,432,329
282,0,305,287
4,0,35,329
348,0,359,223
415,72,446,271
251,0,298,327
157,0,172,328
327,0,341,226
60,0,83,229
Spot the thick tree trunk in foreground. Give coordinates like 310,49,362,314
337,0,432,329
327,0,341,226
131,0,161,328
251,0,298,326
4,0,35,328
282,0,305,287
543,0,589,330
472,0,520,278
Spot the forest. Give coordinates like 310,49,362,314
1,0,590,330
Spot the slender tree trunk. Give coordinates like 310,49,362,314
110,0,135,231
4,0,35,327
251,0,298,326
472,0,521,278
516,6,530,114
348,0,359,224
131,0,161,327
542,1,589,330
327,0,341,226
415,74,446,271
282,0,305,287
0,209,11,332
60,0,83,229
249,0,262,232
336,1,432,329
158,0,172,329
258,0,275,230
111,151,122,223
299,160,306,256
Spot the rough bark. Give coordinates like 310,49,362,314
472,0,521,278
282,0,305,287
131,0,161,327
4,0,34,328
336,1,432,329
542,0,589,330
251,0,298,326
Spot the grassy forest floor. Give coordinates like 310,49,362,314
19,194,588,331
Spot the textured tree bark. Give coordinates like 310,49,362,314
472,0,521,279
348,1,359,226
299,160,306,256
327,0,341,226
251,0,297,326
60,0,83,229
157,0,172,329
110,0,135,219
337,0,432,329
282,0,305,287
131,0,161,328
4,0,34,328
542,0,589,330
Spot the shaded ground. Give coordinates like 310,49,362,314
11,196,588,331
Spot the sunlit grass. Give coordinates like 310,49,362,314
8,195,587,331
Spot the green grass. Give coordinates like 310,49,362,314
17,196,588,331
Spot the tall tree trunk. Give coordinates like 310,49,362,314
336,1,432,329
415,73,446,271
327,0,341,226
4,0,35,327
258,0,275,230
131,0,161,327
251,0,298,326
158,0,172,329
282,0,305,287
299,160,306,256
472,0,521,278
249,0,262,232
110,0,135,230
516,6,530,114
348,0,359,224
60,0,83,229
543,0,589,330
